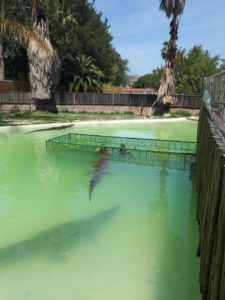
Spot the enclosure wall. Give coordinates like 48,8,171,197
196,104,225,300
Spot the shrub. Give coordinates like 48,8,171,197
103,84,123,94
171,110,192,117
123,111,134,115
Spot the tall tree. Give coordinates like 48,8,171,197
158,0,186,104
133,67,164,90
136,45,219,95
0,0,58,101
48,0,128,88
0,0,5,80
28,0,59,100
176,45,219,94
1,0,127,90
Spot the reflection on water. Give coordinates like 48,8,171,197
0,121,200,300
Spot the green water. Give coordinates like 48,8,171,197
0,120,200,300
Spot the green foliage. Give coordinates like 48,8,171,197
2,0,128,87
103,84,123,94
133,67,164,90
170,110,191,117
134,45,220,95
48,0,128,87
69,55,103,93
123,111,134,115
0,110,144,126
161,41,169,61
176,45,219,94
3,39,29,80
1,1,29,80
159,0,186,18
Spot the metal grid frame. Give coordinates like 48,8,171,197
46,133,196,155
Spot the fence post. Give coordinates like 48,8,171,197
13,92,16,111
181,93,184,108
93,93,95,105
141,97,143,115
29,93,32,111
112,93,115,106
73,93,76,111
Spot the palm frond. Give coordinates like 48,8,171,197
70,54,104,93
0,17,58,62
159,0,185,18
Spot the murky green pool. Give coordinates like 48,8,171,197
0,120,200,300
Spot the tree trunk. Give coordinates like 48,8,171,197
157,16,178,105
0,42,4,80
28,37,53,99
28,1,54,100
168,17,178,69
0,0,5,80
158,66,175,104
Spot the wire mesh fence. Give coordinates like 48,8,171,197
204,71,225,121
46,133,196,155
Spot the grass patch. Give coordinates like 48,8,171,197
0,108,195,126
0,110,143,126
170,110,192,118
123,111,134,115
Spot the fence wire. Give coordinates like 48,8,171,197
204,71,225,121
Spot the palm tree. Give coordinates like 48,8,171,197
161,41,170,62
69,55,104,93
158,0,186,104
0,16,58,90
0,0,59,103
0,0,5,80
28,0,59,100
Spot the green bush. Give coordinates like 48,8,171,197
61,109,70,113
123,111,134,115
171,110,192,117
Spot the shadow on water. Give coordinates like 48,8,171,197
0,206,120,267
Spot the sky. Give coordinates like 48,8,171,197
94,0,225,76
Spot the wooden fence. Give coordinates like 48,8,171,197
0,92,202,108
0,80,30,92
196,104,225,300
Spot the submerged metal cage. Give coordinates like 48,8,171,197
46,133,196,170
46,133,196,155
